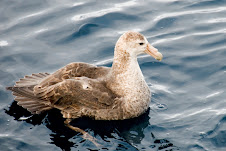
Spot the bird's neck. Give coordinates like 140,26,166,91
112,50,133,75
107,49,151,119
109,49,148,97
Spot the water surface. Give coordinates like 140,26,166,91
1,0,226,150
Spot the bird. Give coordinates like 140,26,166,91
6,31,163,146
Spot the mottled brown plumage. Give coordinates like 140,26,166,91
6,31,163,145
7,31,163,120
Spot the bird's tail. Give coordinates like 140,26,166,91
6,73,53,114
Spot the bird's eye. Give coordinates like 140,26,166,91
139,43,144,45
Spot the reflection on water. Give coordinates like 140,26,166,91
1,0,226,150
5,101,178,150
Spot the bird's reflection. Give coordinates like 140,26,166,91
5,101,178,151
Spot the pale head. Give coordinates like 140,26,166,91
115,31,163,61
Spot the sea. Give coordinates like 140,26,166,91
0,0,226,150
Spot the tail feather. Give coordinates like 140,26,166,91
17,100,38,106
6,72,53,114
14,73,50,87
15,96,32,102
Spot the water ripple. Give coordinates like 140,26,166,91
154,6,226,22
71,0,138,21
1,0,226,150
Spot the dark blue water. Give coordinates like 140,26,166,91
1,0,226,150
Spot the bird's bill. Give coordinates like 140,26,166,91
145,43,163,61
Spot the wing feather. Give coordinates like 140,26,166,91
37,62,110,88
7,63,114,117
34,77,117,112
6,72,53,114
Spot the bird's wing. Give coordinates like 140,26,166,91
33,77,118,118
37,62,110,88
7,62,111,115
7,77,118,116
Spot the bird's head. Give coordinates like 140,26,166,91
115,31,163,61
